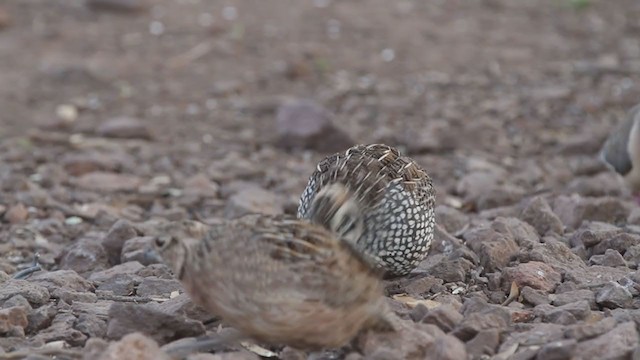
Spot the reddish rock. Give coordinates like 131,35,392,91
552,195,630,230
463,227,519,272
96,117,153,140
102,219,139,265
0,307,28,335
502,261,561,293
59,237,110,277
98,332,170,360
75,172,143,192
106,302,205,343
224,185,283,218
573,322,638,359
274,99,353,153
520,196,564,236
3,203,28,224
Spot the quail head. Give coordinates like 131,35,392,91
600,103,640,199
297,144,436,277
153,214,388,351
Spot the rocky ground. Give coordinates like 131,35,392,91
1,0,640,359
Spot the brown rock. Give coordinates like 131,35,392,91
89,261,146,283
595,282,633,309
83,337,110,360
361,319,467,360
274,99,353,153
573,321,638,360
59,237,110,277
62,152,132,177
592,233,640,256
415,304,463,332
0,6,10,29
76,171,143,192
151,293,212,323
28,270,95,293
476,185,526,211
624,244,640,268
536,339,576,360
527,237,587,277
424,255,474,283
224,186,283,218
550,289,596,309
186,353,260,360
589,248,627,267
106,302,205,343
434,205,469,235
4,203,28,224
628,207,640,225
499,323,565,355
564,317,617,341
569,222,621,248
463,227,519,272
0,280,50,307
97,273,140,296
183,174,219,199
564,265,629,288
121,236,158,265
96,117,153,139
456,171,501,206
520,196,564,236
34,313,87,346
502,261,561,293
453,305,511,341
98,332,170,360
521,286,550,306
75,313,107,338
136,277,182,298
465,329,500,358
540,300,591,324
86,0,148,13
102,219,139,265
552,195,631,230
491,217,540,247
0,307,28,335
26,304,57,333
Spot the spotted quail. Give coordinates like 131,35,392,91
297,143,436,277
153,214,388,351
600,103,640,197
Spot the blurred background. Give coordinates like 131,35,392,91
2,1,640,357
1,0,640,228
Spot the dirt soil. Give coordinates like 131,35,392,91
1,0,640,359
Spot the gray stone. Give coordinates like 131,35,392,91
274,99,353,153
520,196,564,236
596,282,633,309
573,322,637,360
106,302,205,343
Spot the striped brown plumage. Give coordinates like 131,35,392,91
153,214,387,350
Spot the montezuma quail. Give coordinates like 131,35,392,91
153,214,388,351
600,103,640,197
298,144,436,277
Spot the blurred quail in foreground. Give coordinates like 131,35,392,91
600,104,640,198
153,214,388,352
298,144,436,277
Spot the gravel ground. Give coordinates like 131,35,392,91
1,0,640,359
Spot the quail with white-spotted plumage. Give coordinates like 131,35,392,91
153,214,388,352
600,104,640,200
298,144,436,277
